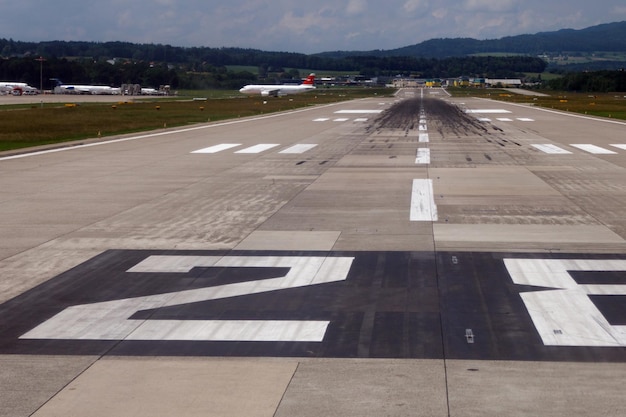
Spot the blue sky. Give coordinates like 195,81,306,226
2,1,625,53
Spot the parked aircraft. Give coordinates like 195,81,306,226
239,74,316,97
51,79,120,95
0,82,38,95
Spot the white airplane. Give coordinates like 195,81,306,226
58,85,120,95
51,79,120,95
239,74,316,97
0,82,38,95
140,87,160,95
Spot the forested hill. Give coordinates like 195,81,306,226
317,21,626,59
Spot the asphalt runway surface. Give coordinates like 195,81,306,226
0,88,625,416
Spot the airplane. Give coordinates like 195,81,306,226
140,87,160,95
0,82,38,95
239,74,316,97
50,79,120,95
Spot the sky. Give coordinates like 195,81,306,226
2,0,625,54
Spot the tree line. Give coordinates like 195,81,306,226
547,70,626,92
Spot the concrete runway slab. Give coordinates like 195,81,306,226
31,358,297,417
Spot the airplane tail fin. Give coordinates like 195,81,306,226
302,73,316,85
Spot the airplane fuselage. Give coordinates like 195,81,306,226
239,74,316,97
238,84,315,97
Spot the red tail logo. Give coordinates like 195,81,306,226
302,73,316,85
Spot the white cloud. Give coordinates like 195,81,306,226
346,0,367,15
0,0,623,53
403,0,429,13
464,0,517,12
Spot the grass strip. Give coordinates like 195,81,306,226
0,87,391,152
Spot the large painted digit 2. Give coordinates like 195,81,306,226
21,255,354,342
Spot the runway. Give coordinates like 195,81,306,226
0,88,624,416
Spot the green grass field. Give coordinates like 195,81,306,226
0,87,392,152
4,86,624,153
447,87,626,121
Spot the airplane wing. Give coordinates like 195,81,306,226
261,89,281,97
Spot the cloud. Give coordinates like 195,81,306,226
403,0,429,13
464,0,517,12
346,0,367,15
0,0,624,53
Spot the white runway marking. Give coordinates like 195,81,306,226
235,144,280,154
504,258,626,347
496,118,513,122
419,124,427,131
192,143,241,153
415,148,431,164
516,118,535,122
333,118,349,122
410,179,438,221
279,144,318,154
127,320,329,342
419,133,429,143
313,118,330,122
21,255,355,342
466,109,512,114
570,144,617,154
334,109,382,114
611,144,626,150
532,144,572,154
478,118,492,122
354,118,368,122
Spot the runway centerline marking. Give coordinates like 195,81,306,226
410,179,438,221
415,148,431,164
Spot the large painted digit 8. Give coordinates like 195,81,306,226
504,258,626,347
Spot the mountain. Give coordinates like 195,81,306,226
316,21,626,59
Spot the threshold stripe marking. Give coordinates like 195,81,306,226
334,110,382,114
570,144,617,154
235,144,280,154
415,148,431,164
279,144,318,154
192,143,241,154
419,133,429,143
532,144,572,154
410,179,438,221
466,109,511,114
610,144,626,150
